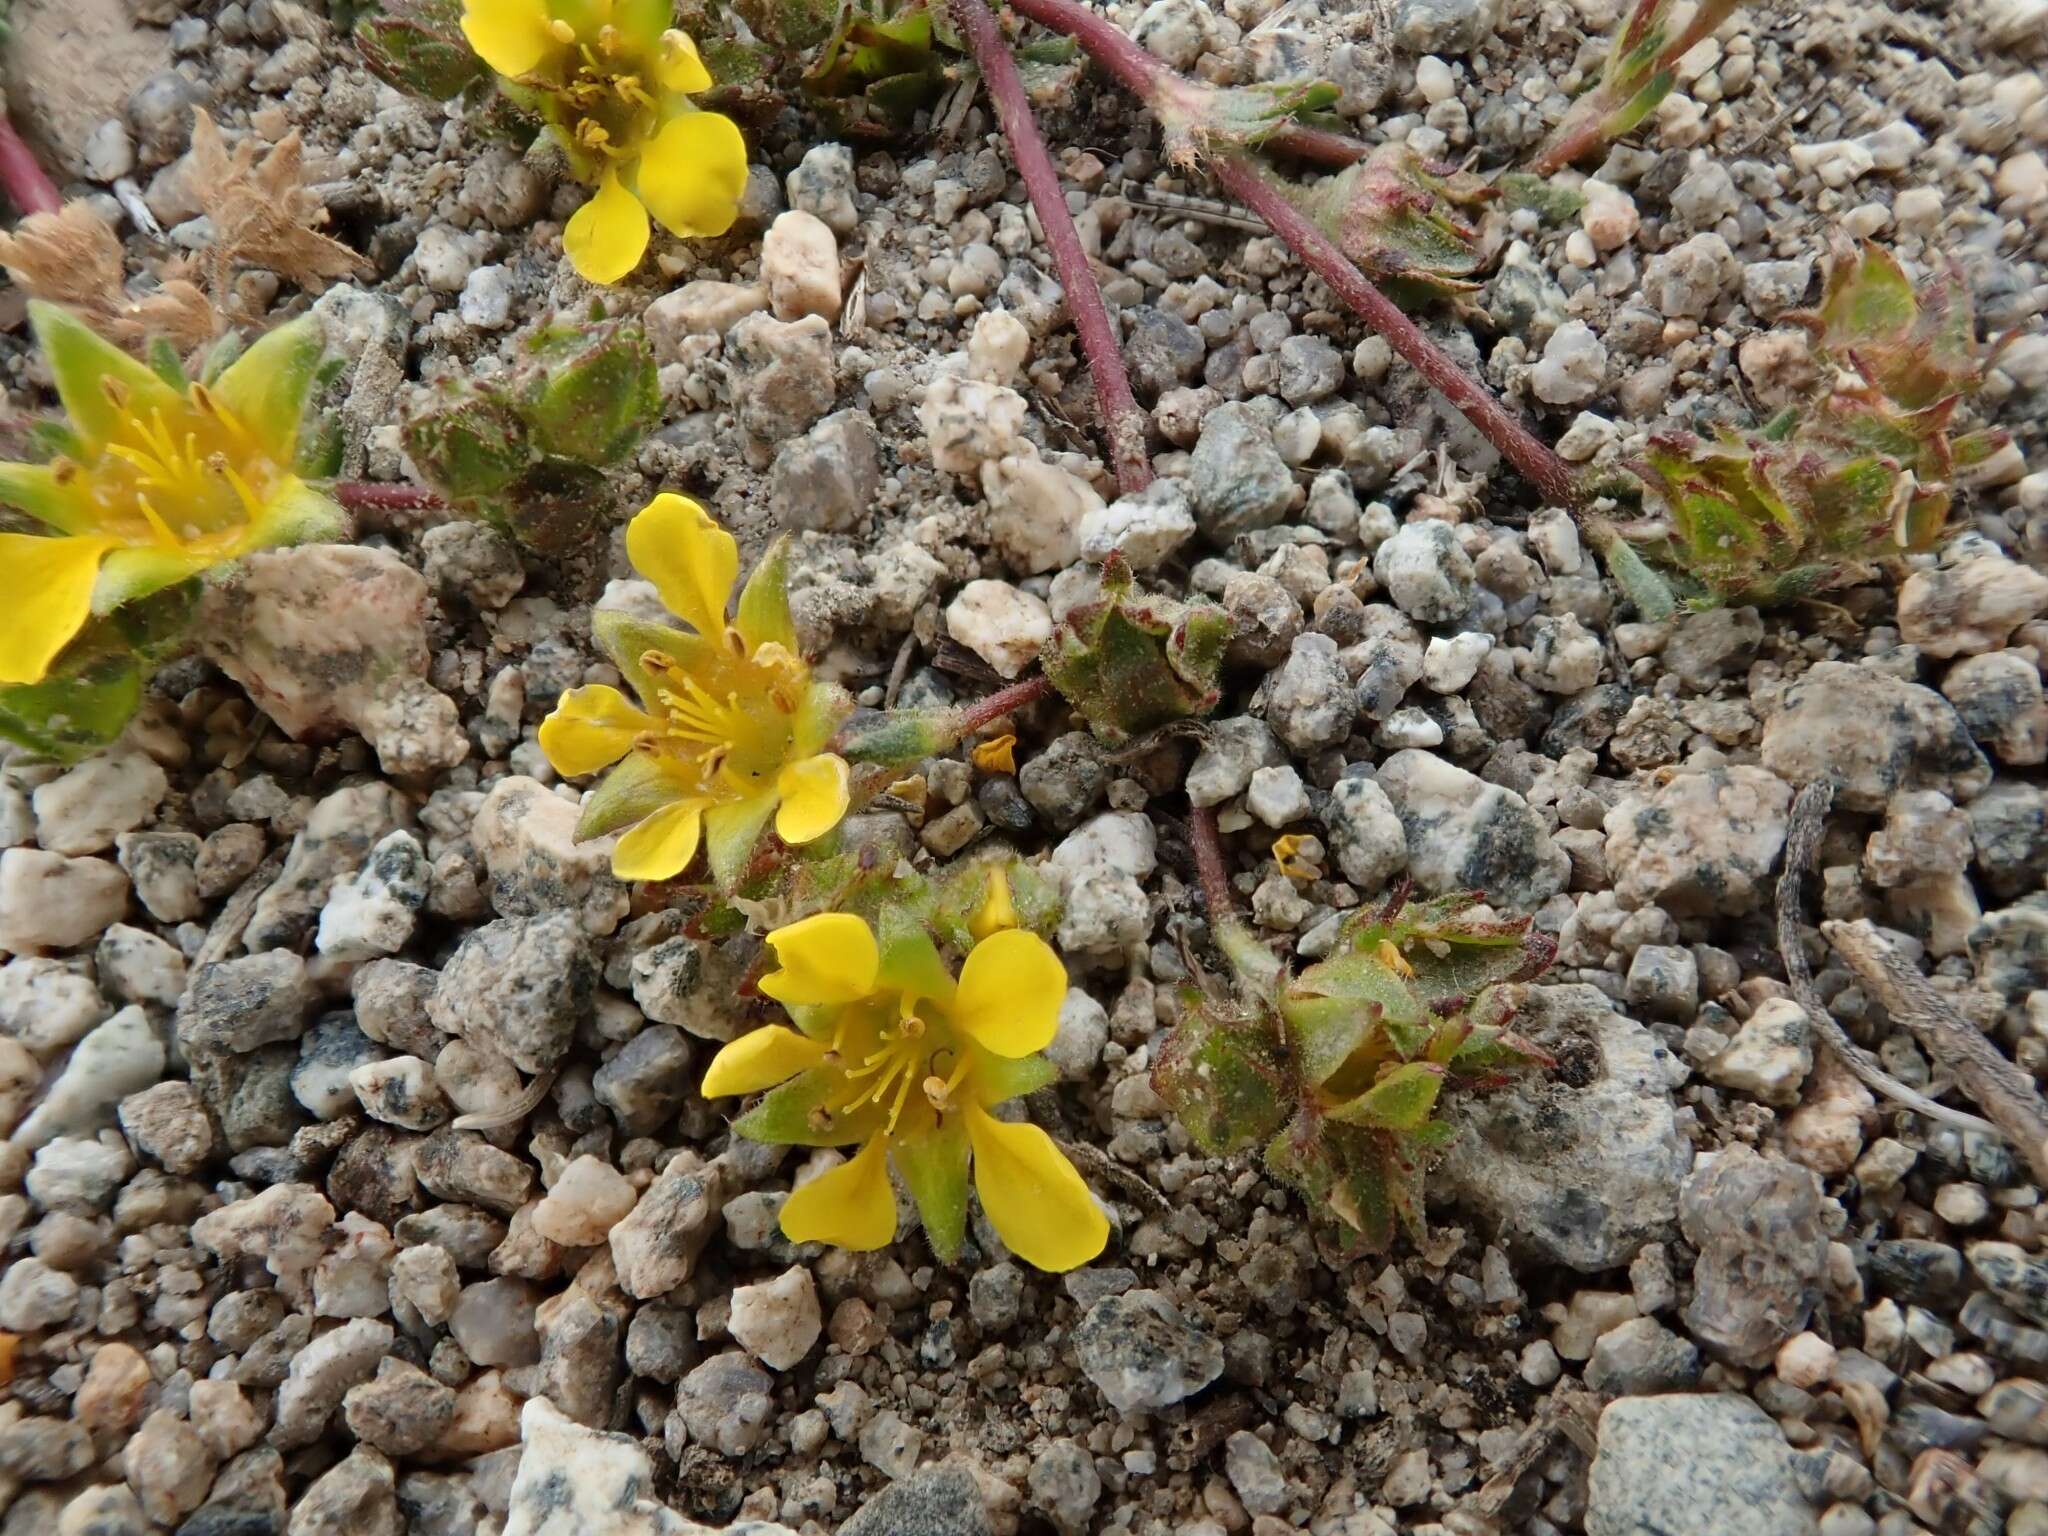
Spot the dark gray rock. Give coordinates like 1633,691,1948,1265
427,912,596,1074
1760,660,1991,812
180,951,311,1055
839,1458,993,1536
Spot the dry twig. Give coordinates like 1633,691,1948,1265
1776,779,2001,1140
188,109,371,306
0,203,218,351
1825,913,2048,1185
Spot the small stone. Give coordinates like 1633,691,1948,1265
1530,319,1608,406
1224,1431,1287,1515
1246,765,1311,828
785,141,857,234
1072,1288,1224,1413
1898,553,2048,658
1190,403,1295,541
770,408,882,535
179,950,310,1055
728,313,838,461
1028,1439,1101,1535
428,912,596,1074
731,1265,823,1370
1605,766,1792,916
672,1351,775,1456
350,1055,449,1131
315,829,428,962
531,1155,637,1247
273,1317,397,1446
118,1080,215,1174
32,750,168,855
592,1024,694,1136
344,1359,458,1457
763,209,841,322
121,1410,216,1524
946,580,1053,680
114,830,202,923
1186,717,1284,809
1375,749,1568,910
1260,632,1353,753
982,453,1102,575
1681,1145,1827,1366
1761,661,1990,812
0,850,129,951
840,1458,991,1536
1706,998,1813,1107
921,374,1027,477
610,1154,729,1299
504,1398,683,1536
13,1005,163,1149
1374,521,1475,622
1584,1316,1702,1395
1587,1395,1814,1536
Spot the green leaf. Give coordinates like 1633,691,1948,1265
489,457,615,555
1041,554,1226,745
517,322,661,467
354,6,487,99
403,385,531,499
1151,1000,1291,1156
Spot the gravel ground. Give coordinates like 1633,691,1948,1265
1,0,2047,1532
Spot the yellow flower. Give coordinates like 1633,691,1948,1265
538,493,853,885
460,0,747,283
702,907,1109,1272
0,303,343,687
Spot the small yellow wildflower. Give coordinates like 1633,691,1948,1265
969,733,1017,775
460,0,747,283
702,906,1109,1272
538,494,853,885
0,303,342,687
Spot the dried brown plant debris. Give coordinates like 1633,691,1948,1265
0,202,219,351
188,109,371,299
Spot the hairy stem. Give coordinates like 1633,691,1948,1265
0,116,61,218
1211,154,1582,508
951,0,1152,496
333,481,449,514
957,673,1054,735
1187,802,1235,924
1003,0,1582,511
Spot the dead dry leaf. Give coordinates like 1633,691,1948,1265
188,108,372,299
0,201,222,352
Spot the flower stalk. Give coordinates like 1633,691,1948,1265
0,116,61,218
333,482,449,515
955,672,1054,735
949,0,1152,495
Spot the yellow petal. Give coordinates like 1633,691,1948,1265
636,109,748,240
563,172,650,285
626,492,737,639
950,928,1066,1057
539,684,651,777
611,797,703,881
780,1137,897,1251
759,911,878,1007
964,1104,1108,1273
460,0,559,77
655,28,713,92
0,533,118,686
702,1025,827,1097
967,867,1017,941
774,753,849,846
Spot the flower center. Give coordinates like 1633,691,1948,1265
638,636,807,797
556,31,660,161
826,994,973,1137
79,385,280,551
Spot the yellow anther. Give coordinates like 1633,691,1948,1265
1376,938,1416,979
970,734,1017,775
1272,834,1316,882
597,22,620,51
549,17,576,41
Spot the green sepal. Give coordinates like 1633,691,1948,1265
734,1068,865,1147
1304,143,1493,301
146,337,187,391
875,903,958,1007
1495,172,1584,223
974,1049,1056,1106
735,535,796,654
214,314,326,464
929,855,1062,950
0,621,145,763
29,300,179,446
574,753,688,841
1327,1061,1445,1129
896,1118,970,1260
704,793,778,891
836,706,960,767
590,612,706,708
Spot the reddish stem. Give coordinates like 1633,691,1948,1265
1262,121,1370,168
0,117,61,218
1006,0,1584,511
952,0,1153,497
1187,802,1235,924
957,673,1054,735
333,481,448,514
1211,154,1582,508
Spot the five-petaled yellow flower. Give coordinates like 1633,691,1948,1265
460,0,748,283
0,302,343,687
701,904,1110,1272
539,494,853,885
